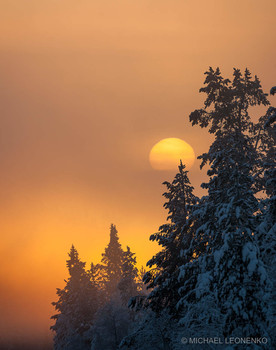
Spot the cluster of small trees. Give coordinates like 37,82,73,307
51,68,275,349
51,224,146,350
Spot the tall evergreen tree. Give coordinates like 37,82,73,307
90,235,137,349
51,245,98,350
143,161,198,314
101,224,124,296
89,262,107,305
256,87,276,346
186,68,271,343
176,193,218,336
118,246,139,305
256,87,276,276
90,294,131,350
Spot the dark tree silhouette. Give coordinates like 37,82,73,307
143,161,198,314
51,245,98,350
118,246,139,305
101,224,124,297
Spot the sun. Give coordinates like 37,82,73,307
149,138,195,171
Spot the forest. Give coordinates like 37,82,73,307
51,68,276,350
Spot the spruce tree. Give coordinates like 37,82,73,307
256,87,276,346
88,228,140,349
143,161,198,314
187,68,271,343
51,245,98,350
89,262,107,304
118,246,139,305
101,224,124,297
176,193,218,337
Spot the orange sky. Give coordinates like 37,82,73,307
0,0,275,345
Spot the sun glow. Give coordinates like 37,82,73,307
149,138,195,171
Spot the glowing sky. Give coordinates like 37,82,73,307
0,0,275,344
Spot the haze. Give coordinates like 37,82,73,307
0,0,275,347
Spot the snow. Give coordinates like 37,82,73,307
242,242,257,276
196,271,212,299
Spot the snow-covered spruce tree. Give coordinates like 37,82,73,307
119,310,182,350
143,161,198,315
89,262,107,306
176,193,224,342
51,245,98,350
118,246,139,305
255,87,276,270
89,226,139,349
101,223,124,297
186,67,271,344
256,87,276,346
90,293,132,350
120,163,199,350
